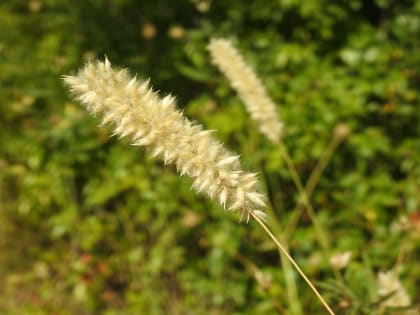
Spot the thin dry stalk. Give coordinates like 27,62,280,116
251,211,336,315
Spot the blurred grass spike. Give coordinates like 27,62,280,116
63,58,267,222
209,37,331,254
208,38,283,143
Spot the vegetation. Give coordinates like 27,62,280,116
0,1,419,314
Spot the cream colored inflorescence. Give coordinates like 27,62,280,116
208,38,283,143
377,270,411,310
64,59,266,221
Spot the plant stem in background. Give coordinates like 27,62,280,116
285,124,349,237
275,140,330,250
227,248,286,313
248,128,304,315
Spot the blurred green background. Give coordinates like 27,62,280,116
0,0,419,314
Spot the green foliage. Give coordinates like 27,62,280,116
0,0,419,314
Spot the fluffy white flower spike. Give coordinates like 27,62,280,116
208,38,283,143
63,59,267,222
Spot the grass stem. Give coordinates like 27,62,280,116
276,141,330,250
251,211,336,315
285,135,342,237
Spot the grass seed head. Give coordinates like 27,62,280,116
208,38,283,143
63,59,267,221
